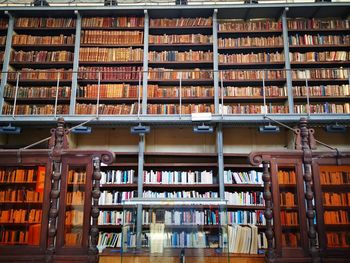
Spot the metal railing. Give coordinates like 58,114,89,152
0,0,342,7
1,67,349,118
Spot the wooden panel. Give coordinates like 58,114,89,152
99,255,264,263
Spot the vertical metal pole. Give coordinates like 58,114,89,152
281,8,294,113
262,70,267,115
0,12,14,112
142,10,149,115
70,10,81,115
12,72,20,119
138,71,142,118
304,71,310,117
54,72,60,118
220,70,224,117
217,123,224,199
213,9,219,114
137,134,145,248
96,71,101,118
179,71,182,118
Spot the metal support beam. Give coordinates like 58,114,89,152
0,12,14,113
136,134,145,248
281,8,294,114
216,123,224,199
213,9,219,114
70,10,81,115
142,10,149,115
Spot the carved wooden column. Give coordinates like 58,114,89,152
262,160,275,262
89,156,102,263
299,117,320,263
46,117,68,263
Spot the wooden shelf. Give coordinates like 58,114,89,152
78,79,140,84
80,44,143,48
218,45,284,51
224,184,263,189
10,61,73,69
82,27,143,31
12,44,75,51
144,163,217,167
100,183,138,188
227,205,265,210
143,184,219,189
76,98,139,103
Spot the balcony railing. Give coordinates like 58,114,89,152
1,67,349,118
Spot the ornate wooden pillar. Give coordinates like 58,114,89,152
46,117,68,263
89,156,102,263
262,160,275,262
299,117,320,263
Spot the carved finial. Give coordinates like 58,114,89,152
50,118,69,151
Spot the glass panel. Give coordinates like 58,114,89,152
64,167,86,247
320,165,350,249
121,199,228,263
0,166,45,246
278,167,301,248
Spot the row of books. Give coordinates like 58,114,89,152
149,17,212,27
147,104,214,115
228,210,266,226
219,20,282,32
65,232,82,247
15,17,76,28
143,170,213,185
79,47,143,62
224,170,263,185
0,225,41,246
98,210,134,225
67,170,86,184
78,66,142,80
66,191,85,206
219,104,288,115
75,103,138,115
278,170,296,184
222,70,285,81
218,36,283,48
326,231,350,248
149,50,213,62
282,233,300,248
0,18,7,29
320,171,350,185
100,170,135,185
81,17,144,28
0,168,38,183
148,85,214,98
97,232,121,249
99,190,136,205
3,86,71,99
149,34,212,44
280,211,299,226
219,52,284,64
0,36,6,45
65,210,83,226
292,85,350,97
81,30,143,45
12,34,75,45
0,189,43,202
228,224,261,254
142,209,223,226
8,68,72,81
294,103,350,114
0,209,42,224
148,67,213,80
290,51,349,62
288,34,350,46
287,18,349,30
2,103,70,115
142,190,218,199
324,210,350,225
224,191,264,206
224,86,287,97
77,84,139,99
323,192,350,206
280,192,296,206
11,50,74,63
